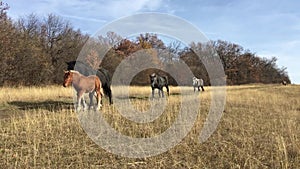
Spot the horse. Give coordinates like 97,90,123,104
63,70,104,110
66,61,113,104
149,73,169,98
193,77,205,92
281,80,287,86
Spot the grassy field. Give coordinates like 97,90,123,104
0,84,299,168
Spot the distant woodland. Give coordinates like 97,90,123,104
0,2,290,86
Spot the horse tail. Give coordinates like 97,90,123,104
164,76,169,96
97,68,113,104
95,76,101,91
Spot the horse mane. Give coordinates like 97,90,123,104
68,70,83,77
69,70,80,74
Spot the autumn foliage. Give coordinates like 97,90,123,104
0,3,290,86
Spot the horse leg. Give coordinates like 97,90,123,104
100,88,104,106
77,97,81,111
81,95,88,111
152,88,155,98
89,92,94,110
96,89,103,110
102,83,113,105
161,88,164,98
201,86,205,91
158,88,162,97
99,88,104,107
165,85,169,96
107,88,113,105
77,91,84,111
198,86,200,91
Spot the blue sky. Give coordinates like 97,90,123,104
6,0,300,84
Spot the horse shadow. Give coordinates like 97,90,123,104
116,96,149,100
115,92,182,101
8,100,74,111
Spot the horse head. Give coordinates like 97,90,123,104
149,73,158,87
63,70,73,87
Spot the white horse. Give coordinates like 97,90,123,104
193,77,204,92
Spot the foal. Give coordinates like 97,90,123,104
63,70,104,110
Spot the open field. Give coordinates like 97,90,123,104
1,84,299,168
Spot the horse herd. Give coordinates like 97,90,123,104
63,61,205,110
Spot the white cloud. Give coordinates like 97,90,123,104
8,0,165,22
8,0,167,33
54,0,164,19
58,14,107,23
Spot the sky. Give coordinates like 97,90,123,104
5,0,300,84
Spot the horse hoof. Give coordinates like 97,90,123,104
95,105,102,111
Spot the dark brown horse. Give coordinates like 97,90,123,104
63,70,104,110
149,73,169,98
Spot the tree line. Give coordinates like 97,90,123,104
0,2,290,86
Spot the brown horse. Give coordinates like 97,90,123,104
63,70,104,110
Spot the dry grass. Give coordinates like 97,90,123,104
0,84,299,168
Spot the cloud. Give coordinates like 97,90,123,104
8,0,166,22
7,0,56,19
7,0,169,34
108,0,163,13
58,14,107,23
53,0,165,19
